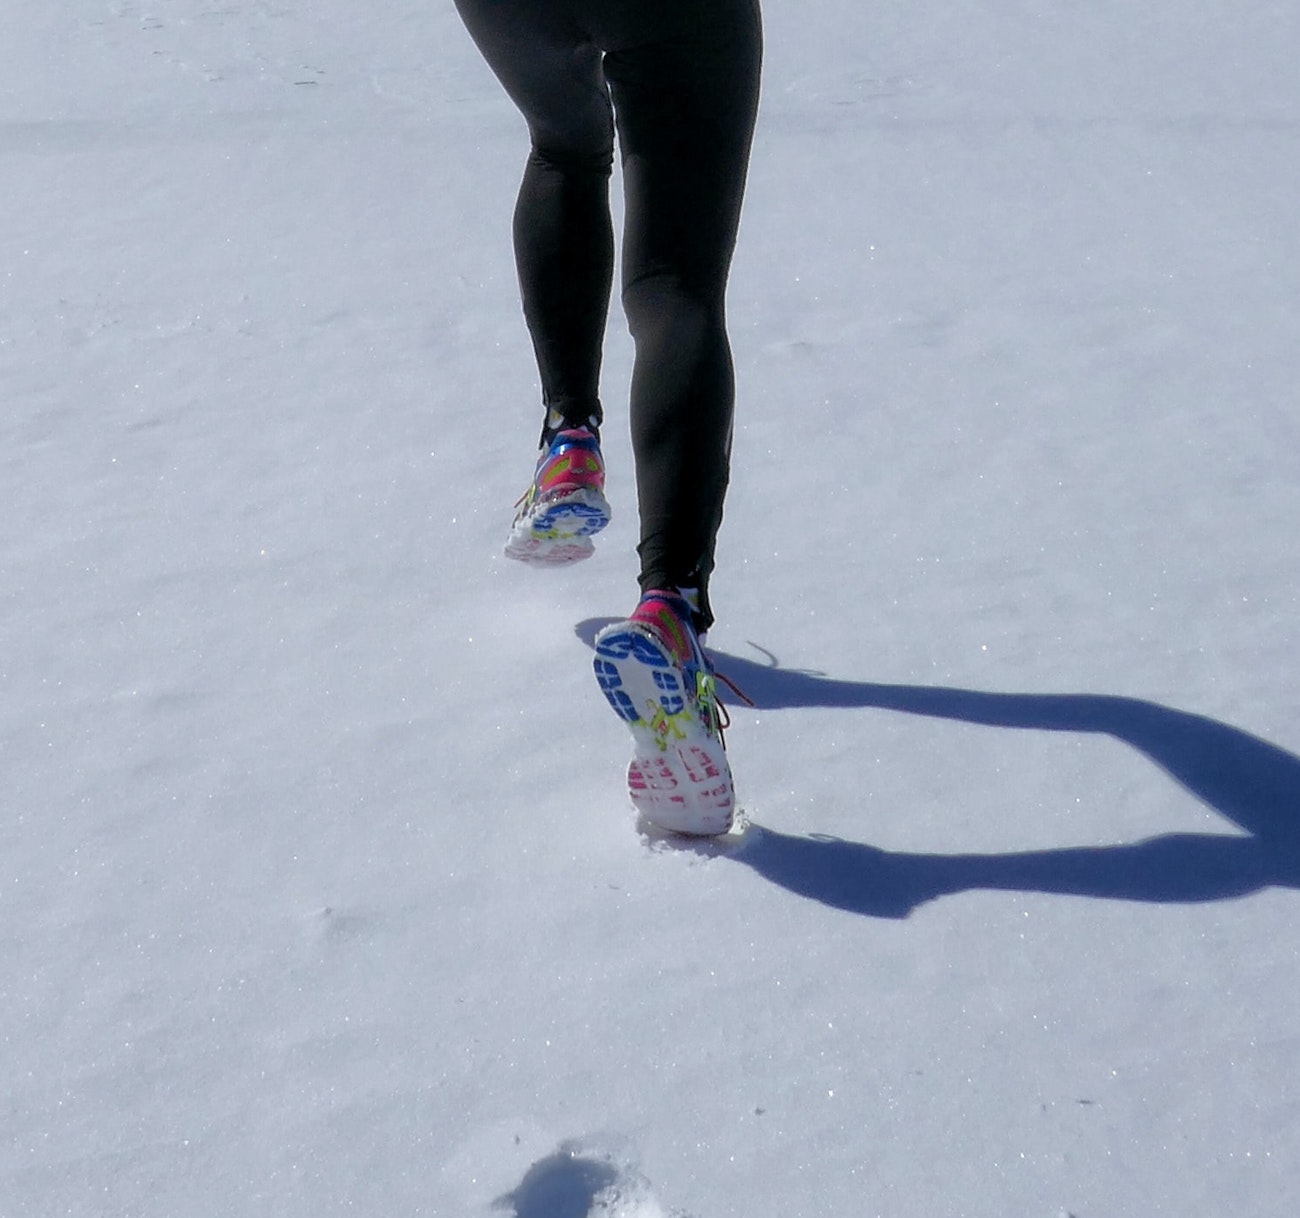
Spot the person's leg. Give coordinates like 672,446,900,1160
454,0,616,439
601,0,763,630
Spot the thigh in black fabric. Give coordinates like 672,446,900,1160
453,0,614,163
602,3,762,296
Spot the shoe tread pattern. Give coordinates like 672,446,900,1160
505,486,611,564
593,622,734,835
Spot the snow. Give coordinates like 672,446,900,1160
3,2,1298,1215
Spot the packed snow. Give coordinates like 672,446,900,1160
3,2,1298,1215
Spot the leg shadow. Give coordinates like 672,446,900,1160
735,828,1282,919
575,621,1300,913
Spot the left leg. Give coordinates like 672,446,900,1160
455,0,619,564
454,0,616,436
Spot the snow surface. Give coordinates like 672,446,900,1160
4,2,1299,1215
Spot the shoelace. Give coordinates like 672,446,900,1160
716,667,754,709
698,662,754,750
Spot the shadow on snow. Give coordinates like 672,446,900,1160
576,619,1300,918
493,1144,619,1218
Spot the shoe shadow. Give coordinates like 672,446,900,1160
493,1145,619,1218
575,619,1300,916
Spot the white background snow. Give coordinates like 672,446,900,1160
3,2,1299,1215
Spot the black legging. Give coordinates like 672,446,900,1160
455,0,763,628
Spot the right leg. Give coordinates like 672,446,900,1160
601,1,763,631
454,0,616,438
589,1,760,833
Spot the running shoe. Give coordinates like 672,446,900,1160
505,426,611,564
593,589,735,835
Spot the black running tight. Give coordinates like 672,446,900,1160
454,0,763,628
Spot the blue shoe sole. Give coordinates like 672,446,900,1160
504,487,611,564
593,621,734,835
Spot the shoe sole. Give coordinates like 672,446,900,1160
504,487,611,565
592,621,734,836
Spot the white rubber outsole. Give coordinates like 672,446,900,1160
592,621,734,837
504,487,611,565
